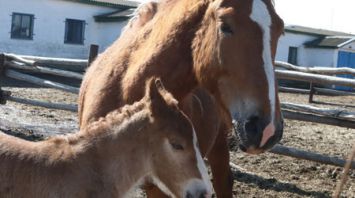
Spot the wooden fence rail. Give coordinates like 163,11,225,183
5,95,77,112
5,61,83,80
276,70,355,88
19,54,88,67
282,103,355,121
282,110,355,129
275,61,355,76
270,145,355,169
4,69,79,94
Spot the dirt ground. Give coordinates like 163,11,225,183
0,77,354,198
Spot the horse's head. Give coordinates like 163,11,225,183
145,78,212,198
193,0,284,154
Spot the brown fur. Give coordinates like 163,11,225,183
0,79,208,198
79,0,284,197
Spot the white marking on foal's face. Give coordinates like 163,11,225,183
250,0,276,123
183,128,212,197
192,128,212,193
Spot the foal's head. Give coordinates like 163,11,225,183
193,0,284,154
145,78,212,198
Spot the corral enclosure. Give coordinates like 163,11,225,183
1,78,354,197
0,54,354,197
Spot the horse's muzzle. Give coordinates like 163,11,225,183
185,189,210,198
234,116,284,154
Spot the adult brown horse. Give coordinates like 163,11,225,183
79,0,284,197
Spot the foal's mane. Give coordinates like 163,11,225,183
80,100,148,139
0,99,150,162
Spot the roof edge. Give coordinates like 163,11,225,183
64,0,137,9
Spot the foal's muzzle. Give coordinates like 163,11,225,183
234,115,283,154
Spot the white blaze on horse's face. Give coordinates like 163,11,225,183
249,0,276,148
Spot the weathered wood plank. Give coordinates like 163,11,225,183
276,70,355,88
5,69,79,94
279,86,310,94
88,44,99,67
5,95,77,112
4,53,36,66
0,53,5,74
282,110,355,129
334,143,355,197
20,55,88,67
314,87,355,96
5,61,83,80
0,117,77,138
276,61,355,76
282,103,355,121
269,145,355,169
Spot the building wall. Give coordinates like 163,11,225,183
341,41,355,52
96,21,127,50
0,0,124,58
276,32,317,66
303,48,337,67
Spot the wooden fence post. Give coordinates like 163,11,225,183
0,89,10,105
88,44,99,67
308,82,315,103
0,53,5,75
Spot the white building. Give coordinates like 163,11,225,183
276,25,355,91
0,0,138,58
276,25,355,68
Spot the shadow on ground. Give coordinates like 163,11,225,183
312,100,355,109
232,168,331,198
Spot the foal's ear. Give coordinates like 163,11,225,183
146,77,178,116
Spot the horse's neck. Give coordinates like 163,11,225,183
120,0,210,103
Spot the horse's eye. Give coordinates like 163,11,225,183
170,142,184,151
220,23,234,35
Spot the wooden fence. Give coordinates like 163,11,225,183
0,53,354,169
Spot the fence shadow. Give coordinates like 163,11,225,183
312,100,355,109
232,168,331,198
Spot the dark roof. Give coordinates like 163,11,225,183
305,36,355,49
285,25,354,37
65,0,138,9
94,8,135,22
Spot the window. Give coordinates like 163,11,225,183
64,19,85,44
11,13,34,40
288,47,298,65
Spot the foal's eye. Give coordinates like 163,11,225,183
220,23,234,35
170,142,184,151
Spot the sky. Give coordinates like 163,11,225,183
133,0,355,34
274,0,355,34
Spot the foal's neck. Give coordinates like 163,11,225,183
81,105,152,196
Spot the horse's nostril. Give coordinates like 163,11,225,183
185,192,194,198
186,190,208,198
244,116,260,134
239,144,247,152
